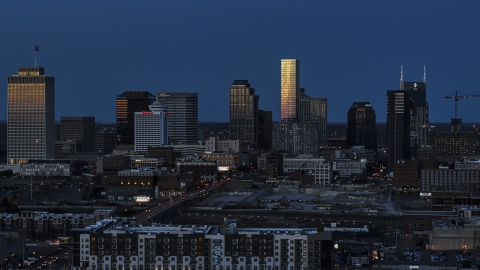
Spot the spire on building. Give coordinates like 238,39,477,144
400,65,404,88
423,64,426,84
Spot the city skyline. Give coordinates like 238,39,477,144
0,1,479,123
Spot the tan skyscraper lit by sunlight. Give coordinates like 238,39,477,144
280,59,299,121
7,67,55,164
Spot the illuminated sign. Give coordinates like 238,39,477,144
420,193,431,196
134,196,151,203
141,112,153,115
218,166,229,171
181,182,185,187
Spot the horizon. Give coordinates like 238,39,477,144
1,1,479,123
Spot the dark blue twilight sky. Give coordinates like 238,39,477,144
1,1,479,123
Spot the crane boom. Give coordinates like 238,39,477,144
445,90,480,131
444,90,480,119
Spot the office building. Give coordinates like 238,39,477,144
387,90,414,172
157,92,198,144
272,121,319,155
346,102,377,150
283,156,332,185
134,101,168,153
428,131,475,160
257,110,273,152
116,91,156,145
7,67,55,164
280,59,299,120
229,80,259,144
205,137,241,153
203,151,241,171
400,66,429,148
60,117,95,152
298,88,328,146
95,132,116,154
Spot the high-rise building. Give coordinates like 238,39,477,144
387,90,414,172
95,132,116,154
298,88,328,146
258,110,273,152
280,59,299,121
116,91,156,145
346,102,377,150
134,101,168,153
60,117,95,152
400,66,429,150
7,67,55,164
272,120,319,155
428,131,475,160
229,80,259,144
156,92,198,144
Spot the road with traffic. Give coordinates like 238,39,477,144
131,181,226,223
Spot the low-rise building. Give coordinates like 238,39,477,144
176,160,217,180
97,155,131,173
76,220,332,270
203,152,241,171
20,159,71,177
283,155,332,185
332,159,366,178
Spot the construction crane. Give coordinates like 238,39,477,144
445,91,480,131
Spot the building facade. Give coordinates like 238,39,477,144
134,101,168,153
205,137,241,153
283,156,332,185
386,90,413,172
116,91,156,145
257,110,273,152
20,159,71,177
332,159,367,178
298,89,328,146
203,152,241,171
280,59,299,121
400,68,428,148
7,67,55,164
346,102,377,150
229,80,259,145
428,131,475,160
156,92,198,144
95,132,117,154
77,222,332,270
272,121,319,155
60,117,96,152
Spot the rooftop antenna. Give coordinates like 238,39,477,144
423,64,426,84
34,45,39,67
400,65,404,89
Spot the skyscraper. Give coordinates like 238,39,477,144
156,92,198,144
7,67,55,164
134,101,168,153
280,59,299,121
229,80,259,144
387,90,414,172
298,88,328,146
116,91,156,145
258,110,273,152
346,102,377,150
400,66,429,150
60,117,96,152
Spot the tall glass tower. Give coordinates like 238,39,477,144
280,59,299,121
156,92,198,144
7,67,55,164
